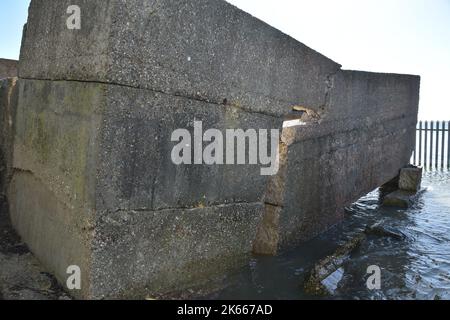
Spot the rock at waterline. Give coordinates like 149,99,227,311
304,234,366,296
382,189,425,208
320,268,345,295
399,166,423,192
364,222,406,241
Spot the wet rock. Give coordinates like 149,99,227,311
382,189,420,208
320,267,345,295
379,175,400,197
364,223,406,241
382,165,423,208
399,166,422,192
304,234,366,296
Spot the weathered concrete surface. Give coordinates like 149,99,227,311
9,0,421,298
0,78,18,198
256,70,420,251
19,0,341,117
0,197,70,300
10,78,276,298
0,59,17,79
399,166,423,192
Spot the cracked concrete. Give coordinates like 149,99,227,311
5,0,421,299
20,0,341,118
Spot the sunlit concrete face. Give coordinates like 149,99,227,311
6,0,420,298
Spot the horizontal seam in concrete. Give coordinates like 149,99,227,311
110,201,264,215
288,114,417,146
19,76,283,120
264,201,284,208
11,167,33,175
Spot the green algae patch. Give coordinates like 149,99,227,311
14,79,105,208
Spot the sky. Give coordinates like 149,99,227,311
1,0,449,120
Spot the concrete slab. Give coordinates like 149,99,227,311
19,0,341,117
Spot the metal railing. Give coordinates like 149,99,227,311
411,121,450,170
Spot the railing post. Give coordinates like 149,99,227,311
448,121,450,169
413,125,417,165
441,121,445,169
430,121,434,169
418,121,422,167
424,121,428,169
436,121,440,169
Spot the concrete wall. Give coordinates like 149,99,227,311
0,78,18,198
9,0,420,298
253,70,420,254
0,59,17,79
279,71,419,247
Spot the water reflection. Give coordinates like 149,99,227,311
209,171,450,300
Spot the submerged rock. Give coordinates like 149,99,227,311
304,234,366,296
382,189,422,208
320,268,345,295
364,222,406,241
382,165,424,208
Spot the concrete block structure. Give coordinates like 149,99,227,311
0,78,18,198
0,59,17,79
6,0,420,298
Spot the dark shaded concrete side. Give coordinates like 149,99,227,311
9,79,275,299
0,78,18,198
97,84,282,213
92,203,264,299
95,82,280,298
252,70,420,253
279,70,420,248
0,59,17,79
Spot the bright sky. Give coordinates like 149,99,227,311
1,0,449,120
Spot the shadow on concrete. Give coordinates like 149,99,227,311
0,196,70,300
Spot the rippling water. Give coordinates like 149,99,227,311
210,171,450,300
